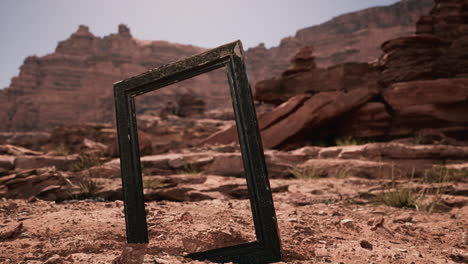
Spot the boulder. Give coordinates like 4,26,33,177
0,167,73,200
208,88,377,149
382,78,468,137
337,102,392,139
176,93,206,118
0,156,15,171
384,78,468,110
0,144,42,156
282,46,316,77
205,94,312,145
260,88,377,149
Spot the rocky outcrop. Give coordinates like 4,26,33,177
247,0,468,147
377,35,449,86
0,167,74,200
2,141,467,202
245,0,433,84
374,0,468,138
0,24,226,131
378,0,468,85
254,55,379,104
175,93,206,118
383,78,468,137
260,88,377,149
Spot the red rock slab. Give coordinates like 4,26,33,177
384,78,468,110
380,34,449,53
261,88,377,149
204,94,312,145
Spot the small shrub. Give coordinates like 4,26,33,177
51,143,70,156
424,166,468,183
330,167,353,178
377,188,421,209
375,167,447,212
289,166,326,179
175,164,202,175
72,179,100,200
335,136,367,146
412,133,424,145
143,178,164,189
71,154,103,172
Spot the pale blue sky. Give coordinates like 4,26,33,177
0,0,399,89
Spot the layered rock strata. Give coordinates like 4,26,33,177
212,0,468,148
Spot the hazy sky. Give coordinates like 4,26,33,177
0,0,399,89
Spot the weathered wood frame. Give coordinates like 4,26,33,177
114,40,282,263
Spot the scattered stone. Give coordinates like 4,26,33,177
393,214,414,224
43,254,63,264
112,243,147,264
27,196,37,203
179,212,194,223
0,155,15,171
341,219,354,228
360,240,373,250
0,222,23,240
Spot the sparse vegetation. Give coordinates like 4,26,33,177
175,164,202,175
330,167,353,178
424,166,468,183
289,166,353,179
143,178,164,189
335,136,367,146
378,188,421,209
375,165,459,212
72,178,100,200
71,154,103,171
412,133,424,145
51,143,70,156
289,166,326,179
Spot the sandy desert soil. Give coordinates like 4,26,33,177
1,176,466,264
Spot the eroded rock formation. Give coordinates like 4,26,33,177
0,0,434,132
245,0,433,84
212,0,468,148
0,24,227,131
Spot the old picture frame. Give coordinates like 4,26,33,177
114,40,282,263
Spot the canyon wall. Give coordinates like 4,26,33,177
0,0,433,131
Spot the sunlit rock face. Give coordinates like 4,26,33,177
0,0,433,132
244,0,434,85
0,24,218,131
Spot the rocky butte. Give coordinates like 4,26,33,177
0,0,432,132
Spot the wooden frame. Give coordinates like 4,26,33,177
114,40,282,263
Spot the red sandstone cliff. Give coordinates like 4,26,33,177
244,0,433,84
207,0,468,149
0,0,434,131
0,25,229,131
